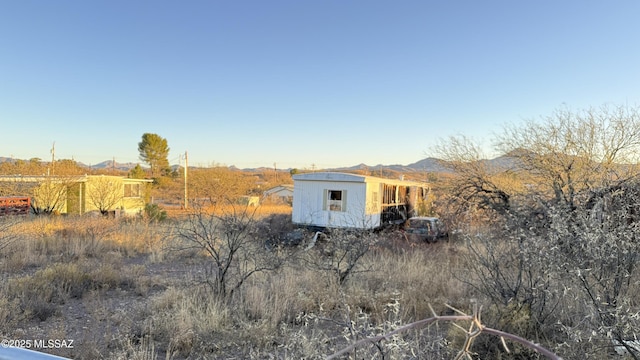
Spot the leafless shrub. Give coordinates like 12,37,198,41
173,203,289,299
430,105,640,359
302,229,378,286
544,191,640,359
253,213,297,247
0,217,21,256
327,303,562,360
0,216,24,246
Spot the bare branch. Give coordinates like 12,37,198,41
326,305,562,360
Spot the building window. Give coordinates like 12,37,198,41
371,191,379,212
325,189,346,212
124,183,141,198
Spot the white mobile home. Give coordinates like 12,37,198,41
263,185,294,204
292,172,429,230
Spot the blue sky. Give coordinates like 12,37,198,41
1,1,639,169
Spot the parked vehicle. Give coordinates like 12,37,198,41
404,216,448,243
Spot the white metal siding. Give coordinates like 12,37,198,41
292,180,326,226
292,180,377,229
292,172,427,230
365,182,382,227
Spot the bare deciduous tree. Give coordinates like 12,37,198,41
174,204,287,299
31,178,74,215
433,135,522,218
86,176,123,215
435,104,640,358
188,167,254,206
497,105,640,208
0,179,28,197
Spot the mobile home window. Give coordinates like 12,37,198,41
325,190,346,212
124,183,141,198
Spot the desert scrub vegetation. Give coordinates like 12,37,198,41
0,212,473,359
5,261,139,322
0,217,20,252
432,104,640,359
173,204,293,299
1,184,638,359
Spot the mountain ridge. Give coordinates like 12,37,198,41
0,155,517,173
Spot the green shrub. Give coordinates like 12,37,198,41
144,203,167,222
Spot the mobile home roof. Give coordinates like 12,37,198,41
292,172,426,187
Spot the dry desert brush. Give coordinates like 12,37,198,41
0,217,20,253
302,228,378,286
327,304,563,360
172,203,290,300
433,104,640,359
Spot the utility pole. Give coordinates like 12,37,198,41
184,151,188,209
50,142,55,176
274,162,278,183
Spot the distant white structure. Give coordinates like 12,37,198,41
263,185,294,204
238,196,260,207
292,172,428,230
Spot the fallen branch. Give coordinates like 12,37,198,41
326,304,562,360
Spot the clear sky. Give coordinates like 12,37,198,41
1,1,639,169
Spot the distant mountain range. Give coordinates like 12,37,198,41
0,157,141,172
237,154,519,174
331,157,451,173
0,155,518,174
84,160,141,171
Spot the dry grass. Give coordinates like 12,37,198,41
166,203,292,218
0,212,617,359
358,245,468,321
1,216,169,269
240,265,337,329
142,286,231,358
0,214,471,359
